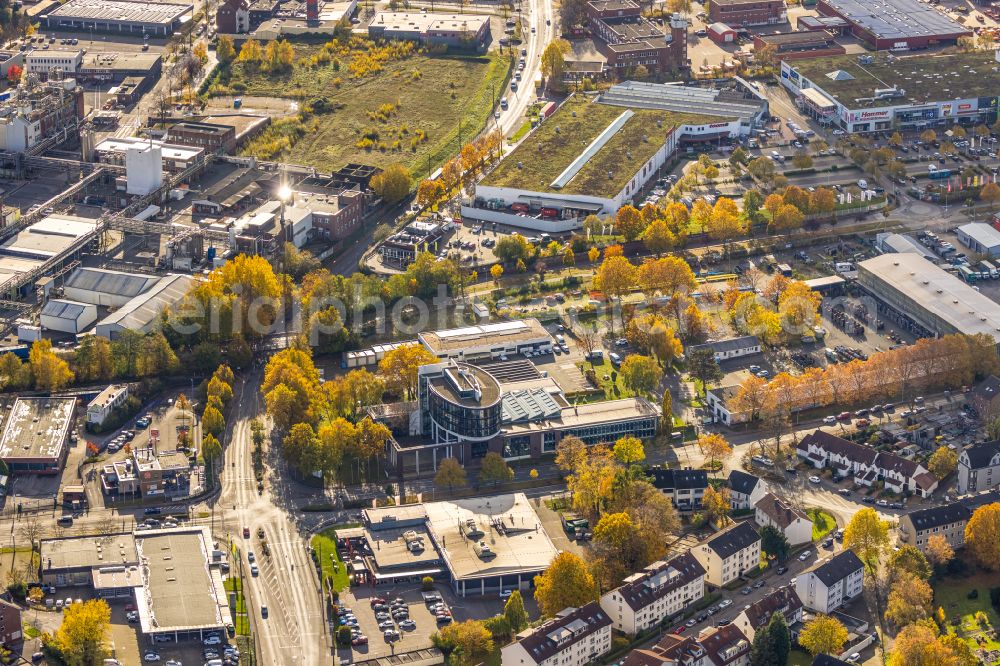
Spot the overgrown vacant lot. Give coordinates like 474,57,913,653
213,39,509,177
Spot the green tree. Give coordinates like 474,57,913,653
888,544,932,582
759,524,790,560
434,457,467,491
480,451,513,486
766,611,790,666
533,551,598,617
687,347,723,395
503,590,528,633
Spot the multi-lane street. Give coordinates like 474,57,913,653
211,367,329,666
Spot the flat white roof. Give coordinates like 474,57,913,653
424,493,558,581
0,215,97,259
859,253,1000,342
95,137,202,161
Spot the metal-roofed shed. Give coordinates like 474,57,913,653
64,267,161,308
40,298,97,334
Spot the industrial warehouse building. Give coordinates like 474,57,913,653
356,493,559,596
0,397,76,474
956,223,1000,258
780,51,1000,133
857,253,1000,347
95,273,195,338
44,0,193,35
40,298,97,334
63,267,161,308
815,0,970,49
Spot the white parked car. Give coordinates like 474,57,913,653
143,652,161,662
808,475,821,484
798,550,812,561
822,415,837,425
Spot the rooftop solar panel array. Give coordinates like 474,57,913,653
49,0,189,25
822,0,968,39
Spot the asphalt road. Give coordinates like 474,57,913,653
210,366,329,666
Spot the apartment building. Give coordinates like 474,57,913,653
733,586,802,642
600,552,706,634
754,493,812,546
692,522,761,587
898,490,1000,553
794,550,864,614
957,441,1000,494
649,468,709,511
502,603,612,666
728,470,764,510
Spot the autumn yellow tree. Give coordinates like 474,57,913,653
371,164,411,203
533,551,598,617
612,435,645,465
615,205,646,241
52,599,111,664
927,446,958,479
925,534,954,568
844,507,889,570
29,339,74,391
701,485,731,526
594,256,636,333
378,343,438,399
965,502,1000,571
540,39,571,84
885,573,933,626
416,179,446,207
696,433,731,474
798,615,848,657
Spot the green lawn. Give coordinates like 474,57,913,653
934,575,1000,658
808,508,836,541
576,358,637,400
311,528,350,593
787,649,813,666
221,42,510,179
224,577,251,636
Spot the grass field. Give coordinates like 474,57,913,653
808,508,836,541
224,577,251,636
311,528,350,593
934,574,1000,659
577,358,637,400
218,41,510,179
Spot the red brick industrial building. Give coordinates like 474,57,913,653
707,0,787,26
587,0,688,76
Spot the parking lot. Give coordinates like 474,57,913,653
337,583,517,661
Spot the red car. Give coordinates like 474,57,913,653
352,635,368,646
672,625,686,634
125,603,136,612
837,412,852,421
369,597,386,607
243,526,251,538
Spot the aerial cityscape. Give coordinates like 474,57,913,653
0,0,999,663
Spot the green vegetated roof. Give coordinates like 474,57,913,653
483,94,729,197
792,51,1000,109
